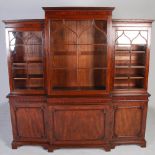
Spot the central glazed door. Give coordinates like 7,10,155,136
49,20,108,94
44,8,113,96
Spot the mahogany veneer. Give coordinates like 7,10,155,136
3,7,153,152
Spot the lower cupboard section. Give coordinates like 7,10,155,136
9,98,148,151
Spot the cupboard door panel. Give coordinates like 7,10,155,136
115,107,141,137
12,103,47,141
49,105,108,143
54,110,104,141
113,102,147,139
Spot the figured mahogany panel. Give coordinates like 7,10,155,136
10,101,48,142
16,108,45,138
115,107,141,137
50,106,108,142
113,102,147,139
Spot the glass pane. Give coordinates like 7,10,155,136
28,78,44,89
50,20,107,91
52,45,77,68
79,45,107,68
13,79,27,89
129,79,144,89
9,31,44,91
27,63,43,77
116,30,147,45
12,63,27,78
116,31,131,45
78,69,106,90
9,31,43,62
115,52,130,66
131,53,145,66
114,79,129,89
52,69,77,90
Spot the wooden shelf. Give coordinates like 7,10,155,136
25,59,43,63
13,76,43,80
10,44,42,46
29,75,44,78
115,44,146,51
115,44,146,46
13,74,27,78
114,86,129,90
28,87,44,89
13,60,43,64
114,77,128,79
63,43,107,46
53,51,76,55
14,87,44,90
130,77,144,79
13,77,27,80
115,65,145,68
53,86,106,90
132,51,145,53
115,76,144,80
130,66,145,68
52,67,107,70
115,51,145,54
114,86,144,90
80,51,106,55
53,51,106,56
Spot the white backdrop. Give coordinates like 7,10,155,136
0,1,155,155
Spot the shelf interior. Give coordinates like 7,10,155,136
114,30,148,90
9,31,44,90
50,20,108,91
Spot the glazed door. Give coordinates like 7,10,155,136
7,29,45,94
113,25,151,91
47,19,111,96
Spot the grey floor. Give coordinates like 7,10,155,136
0,103,155,155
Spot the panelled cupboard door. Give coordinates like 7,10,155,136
10,102,47,142
112,102,147,140
48,105,110,144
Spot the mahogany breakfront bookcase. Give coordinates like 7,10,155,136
3,7,153,152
